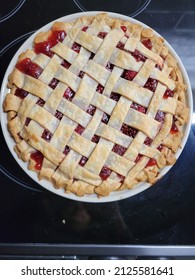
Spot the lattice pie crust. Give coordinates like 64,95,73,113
3,13,189,197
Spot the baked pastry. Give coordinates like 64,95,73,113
3,13,189,197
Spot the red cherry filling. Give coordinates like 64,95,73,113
121,123,138,138
116,42,125,50
34,30,66,57
131,49,146,62
87,105,96,116
91,134,100,144
50,30,65,44
131,102,147,114
157,144,163,151
82,26,88,32
49,78,59,89
30,151,44,170
112,144,127,156
106,62,114,71
171,120,179,134
89,53,95,60
98,32,107,39
35,41,51,57
75,124,84,135
142,39,152,50
110,92,120,101
122,70,137,81
79,156,88,167
163,89,174,99
117,173,125,184
55,110,63,120
71,42,81,53
144,136,153,146
36,98,45,107
16,58,42,78
135,154,143,163
96,84,104,94
63,146,70,155
42,129,52,142
146,158,157,168
63,87,75,100
78,71,85,78
101,113,110,124
121,25,127,33
15,88,28,99
99,166,112,181
61,60,71,69
144,78,158,92
155,110,165,123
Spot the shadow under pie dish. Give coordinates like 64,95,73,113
1,12,192,202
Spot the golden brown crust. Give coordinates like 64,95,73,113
3,13,190,197
34,31,52,44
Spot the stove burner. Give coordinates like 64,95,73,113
0,31,35,58
0,0,25,23
73,0,151,17
0,164,43,192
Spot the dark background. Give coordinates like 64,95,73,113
0,0,195,256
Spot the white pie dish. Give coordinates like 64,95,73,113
0,11,193,203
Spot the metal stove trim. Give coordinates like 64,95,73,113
0,243,195,257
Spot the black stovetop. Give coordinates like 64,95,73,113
1,0,195,258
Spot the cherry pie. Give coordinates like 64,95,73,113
3,13,189,197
